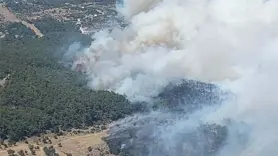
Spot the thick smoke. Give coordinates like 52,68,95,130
68,0,278,155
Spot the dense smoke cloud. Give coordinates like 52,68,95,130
67,0,278,155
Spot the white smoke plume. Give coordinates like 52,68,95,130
68,0,278,155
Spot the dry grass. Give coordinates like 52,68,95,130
0,130,109,156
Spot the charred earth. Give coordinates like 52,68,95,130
104,80,229,156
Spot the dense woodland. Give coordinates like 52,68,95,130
33,17,79,34
0,22,132,142
0,7,228,156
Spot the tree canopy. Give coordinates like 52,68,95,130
0,32,131,141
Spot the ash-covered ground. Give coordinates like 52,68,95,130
104,80,231,156
57,0,278,156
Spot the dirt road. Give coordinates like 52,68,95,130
0,4,44,38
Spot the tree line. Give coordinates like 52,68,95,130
0,32,132,141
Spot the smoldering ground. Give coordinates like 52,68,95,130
64,0,278,155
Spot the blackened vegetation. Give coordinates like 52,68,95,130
104,116,227,156
104,81,228,156
0,34,131,141
0,6,229,155
156,80,223,112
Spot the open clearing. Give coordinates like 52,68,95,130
0,3,43,37
0,131,109,156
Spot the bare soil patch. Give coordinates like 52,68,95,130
0,131,111,156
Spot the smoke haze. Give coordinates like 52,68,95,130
67,0,278,155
